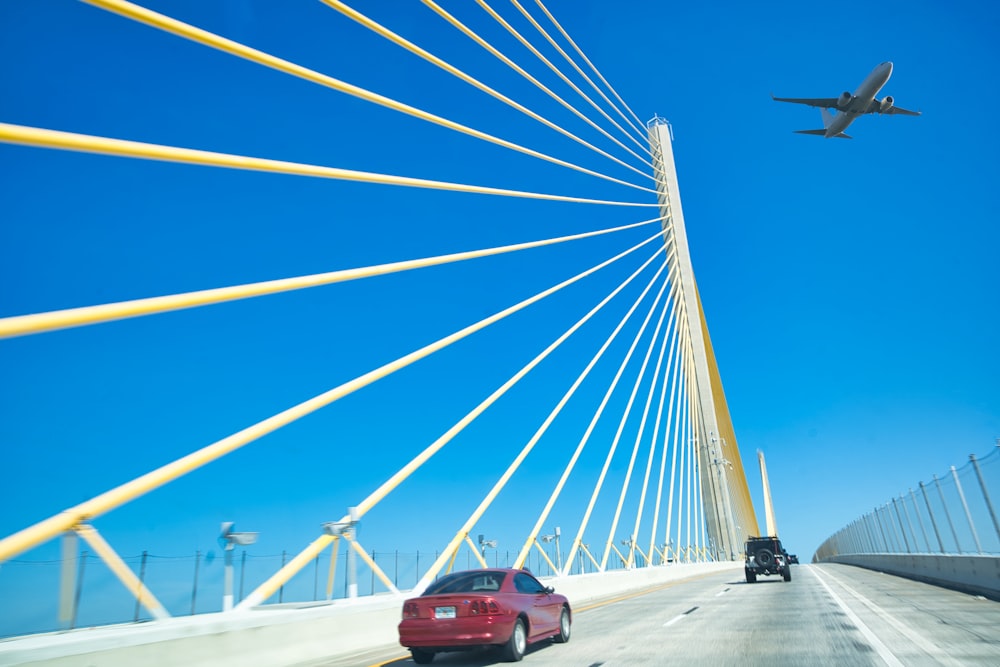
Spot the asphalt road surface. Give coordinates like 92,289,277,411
314,563,1000,666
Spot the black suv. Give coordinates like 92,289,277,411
744,536,791,583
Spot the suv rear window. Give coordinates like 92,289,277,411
747,538,782,553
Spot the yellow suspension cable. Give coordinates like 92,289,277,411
516,258,678,570
333,237,665,529
531,540,558,573
233,232,665,602
74,524,170,620
349,538,400,594
79,0,646,189
321,0,655,189
532,0,649,133
562,272,671,573
0,231,662,565
475,0,650,158
0,218,658,339
600,279,675,569
0,123,657,209
242,533,336,608
464,534,489,569
509,0,648,145
411,245,667,592
663,328,689,552
420,0,654,173
628,293,681,565
648,308,684,559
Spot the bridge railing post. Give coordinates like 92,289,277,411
970,453,1000,543
72,549,87,630
933,473,962,553
909,488,931,552
920,481,946,553
881,507,894,552
190,550,200,615
898,495,917,553
816,447,999,562
58,532,77,628
951,465,983,554
866,512,881,553
853,517,864,554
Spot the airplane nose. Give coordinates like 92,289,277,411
881,61,894,75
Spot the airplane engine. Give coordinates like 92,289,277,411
879,95,894,112
837,91,852,109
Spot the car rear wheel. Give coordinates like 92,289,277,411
410,648,435,664
783,567,792,582
554,606,571,643
745,570,756,583
502,617,527,662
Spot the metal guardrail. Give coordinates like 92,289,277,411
814,444,1000,561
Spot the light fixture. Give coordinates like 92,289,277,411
220,522,258,611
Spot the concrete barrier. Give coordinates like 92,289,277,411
823,553,1000,600
0,561,740,667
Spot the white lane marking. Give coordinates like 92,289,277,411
663,614,685,627
810,566,905,667
663,606,699,627
820,567,967,667
714,587,730,597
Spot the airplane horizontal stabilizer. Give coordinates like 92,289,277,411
885,106,921,116
793,129,852,139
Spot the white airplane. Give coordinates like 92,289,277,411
772,62,920,139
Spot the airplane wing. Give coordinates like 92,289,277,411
771,94,840,108
884,105,921,116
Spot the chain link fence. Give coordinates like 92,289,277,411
814,445,1000,561
1,539,629,638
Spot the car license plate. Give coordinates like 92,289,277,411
434,606,456,619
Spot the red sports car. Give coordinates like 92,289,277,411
398,568,571,663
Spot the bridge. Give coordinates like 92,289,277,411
1,1,998,665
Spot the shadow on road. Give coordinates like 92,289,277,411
392,639,558,665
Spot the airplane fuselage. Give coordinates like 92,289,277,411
824,61,893,137
773,61,918,138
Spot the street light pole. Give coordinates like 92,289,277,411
220,522,258,612
554,527,562,573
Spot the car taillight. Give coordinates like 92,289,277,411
402,602,419,619
469,599,502,616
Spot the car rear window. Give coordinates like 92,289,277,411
423,571,507,595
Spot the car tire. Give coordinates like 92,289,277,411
502,617,527,662
745,570,756,583
756,548,774,567
554,606,571,643
410,648,435,664
783,567,792,582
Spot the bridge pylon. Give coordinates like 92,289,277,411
647,117,758,559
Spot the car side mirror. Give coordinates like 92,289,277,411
544,586,554,594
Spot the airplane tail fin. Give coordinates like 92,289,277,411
820,107,835,129
796,108,851,138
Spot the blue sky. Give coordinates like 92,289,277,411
2,0,998,635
